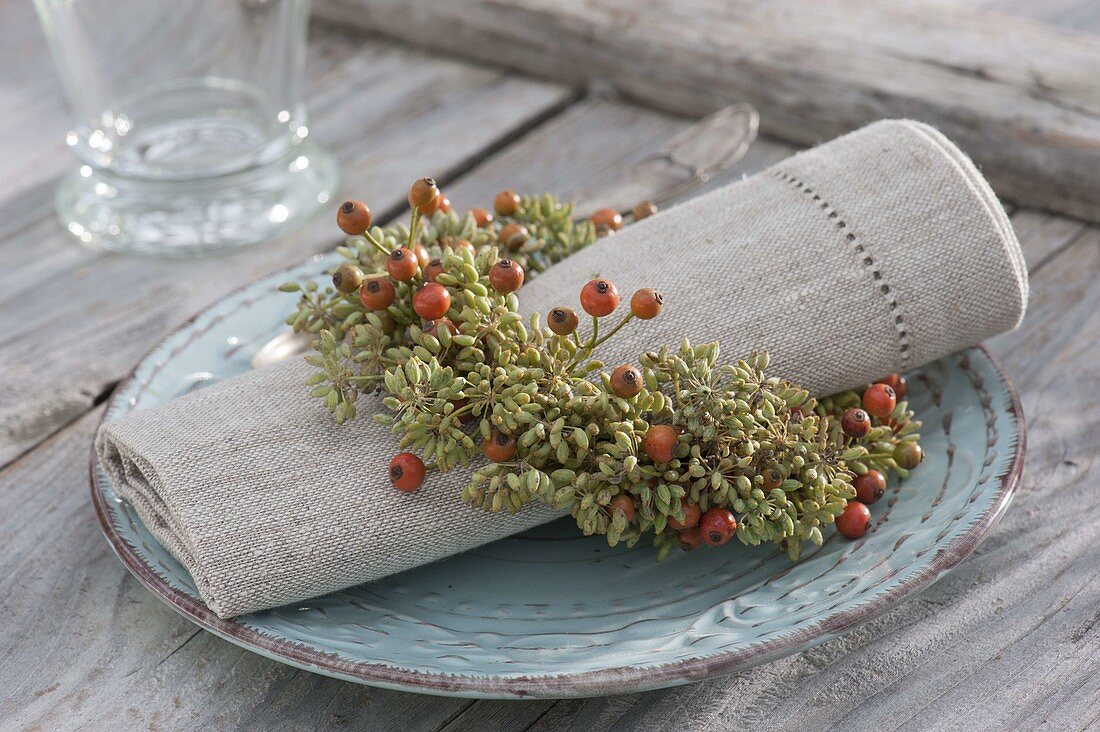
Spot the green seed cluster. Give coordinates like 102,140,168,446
282,193,922,560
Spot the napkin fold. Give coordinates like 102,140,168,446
96,120,1027,618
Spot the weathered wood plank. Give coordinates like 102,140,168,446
1008,208,1088,271
445,97,785,218
440,699,557,731
967,0,1100,32
0,28,574,469
314,0,1100,224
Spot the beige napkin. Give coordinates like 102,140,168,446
96,120,1027,618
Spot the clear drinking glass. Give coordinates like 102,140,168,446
34,0,337,256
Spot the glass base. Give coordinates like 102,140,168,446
56,140,338,257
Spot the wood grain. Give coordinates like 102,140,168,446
314,0,1100,224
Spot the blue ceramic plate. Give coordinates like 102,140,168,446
91,252,1024,699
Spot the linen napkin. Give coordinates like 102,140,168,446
96,120,1028,618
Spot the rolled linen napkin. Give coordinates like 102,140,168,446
96,120,1027,618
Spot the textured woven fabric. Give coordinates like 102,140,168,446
96,120,1028,618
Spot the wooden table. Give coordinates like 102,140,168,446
3,1,1099,729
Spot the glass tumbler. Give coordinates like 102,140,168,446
34,0,338,256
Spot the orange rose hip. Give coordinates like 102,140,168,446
386,247,419,281
853,469,887,505
609,494,635,522
389,453,425,492
629,288,663,319
862,383,897,418
643,424,679,463
609,364,642,398
489,259,525,293
579,279,620,317
483,431,518,462
470,207,493,227
547,307,579,335
408,177,439,210
494,190,520,216
591,208,623,232
498,222,529,251
837,501,872,539
668,503,701,531
412,282,451,320
359,278,396,311
337,199,372,235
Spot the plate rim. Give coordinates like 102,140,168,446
89,275,1026,698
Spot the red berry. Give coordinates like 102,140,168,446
643,424,679,464
337,199,372,235
470,208,493,227
424,257,444,283
375,310,397,334
389,453,425,492
449,397,476,425
609,494,635,523
483,431,517,462
359,278,396,311
424,319,459,339
445,237,476,255
679,526,703,551
863,383,897,418
841,408,871,438
761,466,784,491
408,178,439,209
700,508,738,546
332,263,365,294
609,364,642,398
632,201,658,220
591,208,623,232
895,442,924,469
877,373,908,399
837,501,872,539
853,469,887,505
421,193,449,216
547,307,579,335
489,259,525,293
413,282,451,320
579,279,620,317
629,288,663,320
498,222,529,251
668,503,701,531
494,190,520,216
386,247,419,281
